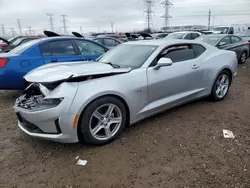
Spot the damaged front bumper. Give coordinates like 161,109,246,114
14,82,80,143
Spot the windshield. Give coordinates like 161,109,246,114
165,33,185,39
97,44,157,69
196,36,221,45
212,27,229,34
9,39,41,54
240,30,250,37
11,38,24,46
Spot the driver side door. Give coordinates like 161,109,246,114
146,44,206,114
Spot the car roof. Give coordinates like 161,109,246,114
35,36,94,43
93,37,120,40
171,31,200,34
124,39,206,47
202,34,239,38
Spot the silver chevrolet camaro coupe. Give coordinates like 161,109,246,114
14,40,238,145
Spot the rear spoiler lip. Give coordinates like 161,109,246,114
43,30,61,37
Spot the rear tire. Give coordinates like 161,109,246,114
78,96,127,145
239,51,247,64
211,70,231,102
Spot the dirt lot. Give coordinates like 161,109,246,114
1,60,250,188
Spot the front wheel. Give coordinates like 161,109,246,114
211,70,231,102
78,96,127,145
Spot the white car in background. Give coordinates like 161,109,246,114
164,31,202,40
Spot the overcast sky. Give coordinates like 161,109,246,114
0,0,249,35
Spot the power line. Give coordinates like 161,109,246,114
61,15,68,35
80,26,83,35
144,0,154,32
208,9,211,30
27,26,32,36
0,24,5,36
17,19,22,35
111,22,114,33
10,28,15,37
161,0,173,28
46,13,55,32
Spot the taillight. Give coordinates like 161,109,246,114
0,58,8,68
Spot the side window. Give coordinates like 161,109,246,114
75,40,105,56
94,39,103,45
228,27,234,34
220,37,231,45
192,44,206,57
40,40,76,56
104,39,117,47
164,45,195,63
184,33,192,40
115,40,120,45
191,33,200,39
40,43,51,56
231,36,241,43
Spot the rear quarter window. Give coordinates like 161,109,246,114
192,44,206,57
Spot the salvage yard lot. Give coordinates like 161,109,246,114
1,60,250,188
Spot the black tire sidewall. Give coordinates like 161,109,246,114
78,96,127,145
239,51,247,64
211,70,231,101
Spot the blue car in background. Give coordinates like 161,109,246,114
0,37,108,90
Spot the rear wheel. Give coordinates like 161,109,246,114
211,70,231,101
78,96,127,145
239,51,247,64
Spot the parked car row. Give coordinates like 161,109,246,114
196,34,250,64
13,39,238,145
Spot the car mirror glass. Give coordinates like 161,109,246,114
218,41,227,47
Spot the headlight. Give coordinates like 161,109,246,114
41,98,64,106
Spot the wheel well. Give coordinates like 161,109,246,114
222,68,232,84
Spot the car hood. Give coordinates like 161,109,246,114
24,61,131,83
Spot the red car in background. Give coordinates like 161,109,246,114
0,36,42,53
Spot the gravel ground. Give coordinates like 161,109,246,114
1,60,250,188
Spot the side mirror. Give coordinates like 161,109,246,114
218,41,227,47
154,58,173,70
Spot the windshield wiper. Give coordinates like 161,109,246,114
104,62,120,68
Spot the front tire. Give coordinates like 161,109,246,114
211,70,231,102
78,96,127,145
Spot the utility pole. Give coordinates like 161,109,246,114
46,13,55,32
10,28,15,37
0,24,5,36
208,9,212,30
27,26,32,36
111,22,114,33
61,15,68,35
161,0,173,29
17,19,23,35
80,26,83,35
144,0,154,33
213,16,215,27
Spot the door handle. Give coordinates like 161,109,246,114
51,59,58,62
192,64,199,69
